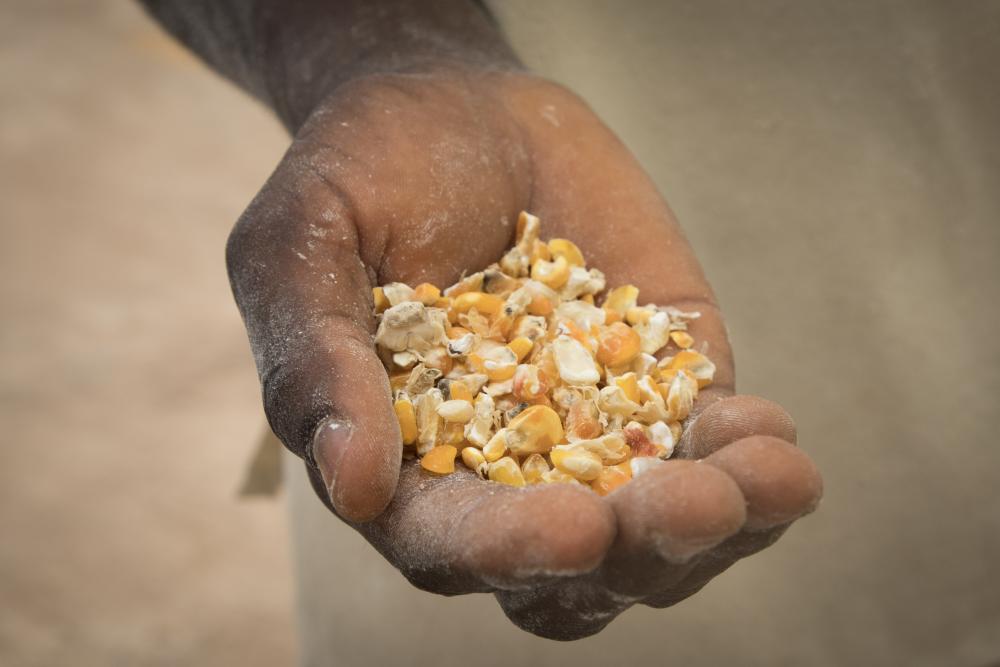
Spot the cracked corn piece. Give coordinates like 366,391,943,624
371,211,716,493
488,456,526,486
421,445,457,474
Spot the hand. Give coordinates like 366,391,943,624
226,69,823,639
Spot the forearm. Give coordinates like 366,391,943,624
139,0,522,131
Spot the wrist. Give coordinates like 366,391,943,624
253,1,523,132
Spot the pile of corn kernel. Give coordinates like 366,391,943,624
373,212,715,495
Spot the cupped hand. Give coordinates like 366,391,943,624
226,70,823,640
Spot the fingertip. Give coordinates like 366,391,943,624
455,484,616,588
705,435,822,530
613,460,746,564
313,415,401,523
682,394,797,459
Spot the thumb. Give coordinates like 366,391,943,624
227,160,400,523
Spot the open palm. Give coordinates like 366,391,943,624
226,70,822,639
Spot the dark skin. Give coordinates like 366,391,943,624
144,0,822,640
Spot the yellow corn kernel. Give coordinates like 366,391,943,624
668,421,683,443
437,399,475,423
527,293,555,316
602,307,623,324
420,445,457,474
461,446,488,478
670,330,695,349
664,349,716,388
483,429,508,462
432,296,452,310
516,210,539,244
505,404,565,455
507,336,534,362
591,462,632,496
412,282,441,306
625,306,652,326
521,453,550,484
565,397,602,441
596,321,642,367
394,397,417,445
662,370,697,421
571,433,629,465
448,381,473,403
603,285,639,315
530,239,552,263
540,468,582,485
550,446,603,481
467,344,518,381
445,325,471,340
373,286,390,313
548,238,585,266
512,363,549,402
530,256,570,290
439,420,466,446
488,456,526,487
452,292,505,317
615,372,641,405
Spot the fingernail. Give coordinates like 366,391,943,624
312,419,353,498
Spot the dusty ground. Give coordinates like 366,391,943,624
2,1,999,666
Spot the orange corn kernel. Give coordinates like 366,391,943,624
596,322,641,367
420,445,457,474
591,463,631,496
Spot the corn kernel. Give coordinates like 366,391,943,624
614,372,641,404
521,453,550,484
461,446,488,478
467,343,518,381
602,307,623,324
507,336,534,362
439,420,466,446
664,349,716,388
540,468,582,485
437,399,475,423
625,306,652,326
669,330,695,349
530,256,570,289
530,239,552,263
570,433,629,464
516,210,540,244
505,404,564,455
464,392,495,447
664,369,697,421
527,293,555,316
565,397,602,441
447,381,473,403
547,238,585,267
603,285,639,315
420,445,457,474
512,363,549,402
452,292,505,318
552,335,600,385
394,397,417,445
596,321,642,367
483,429,508,462
550,445,603,481
373,286,390,313
591,463,631,496
488,456,526,486
412,282,441,306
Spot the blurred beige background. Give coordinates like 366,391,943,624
1,1,998,666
